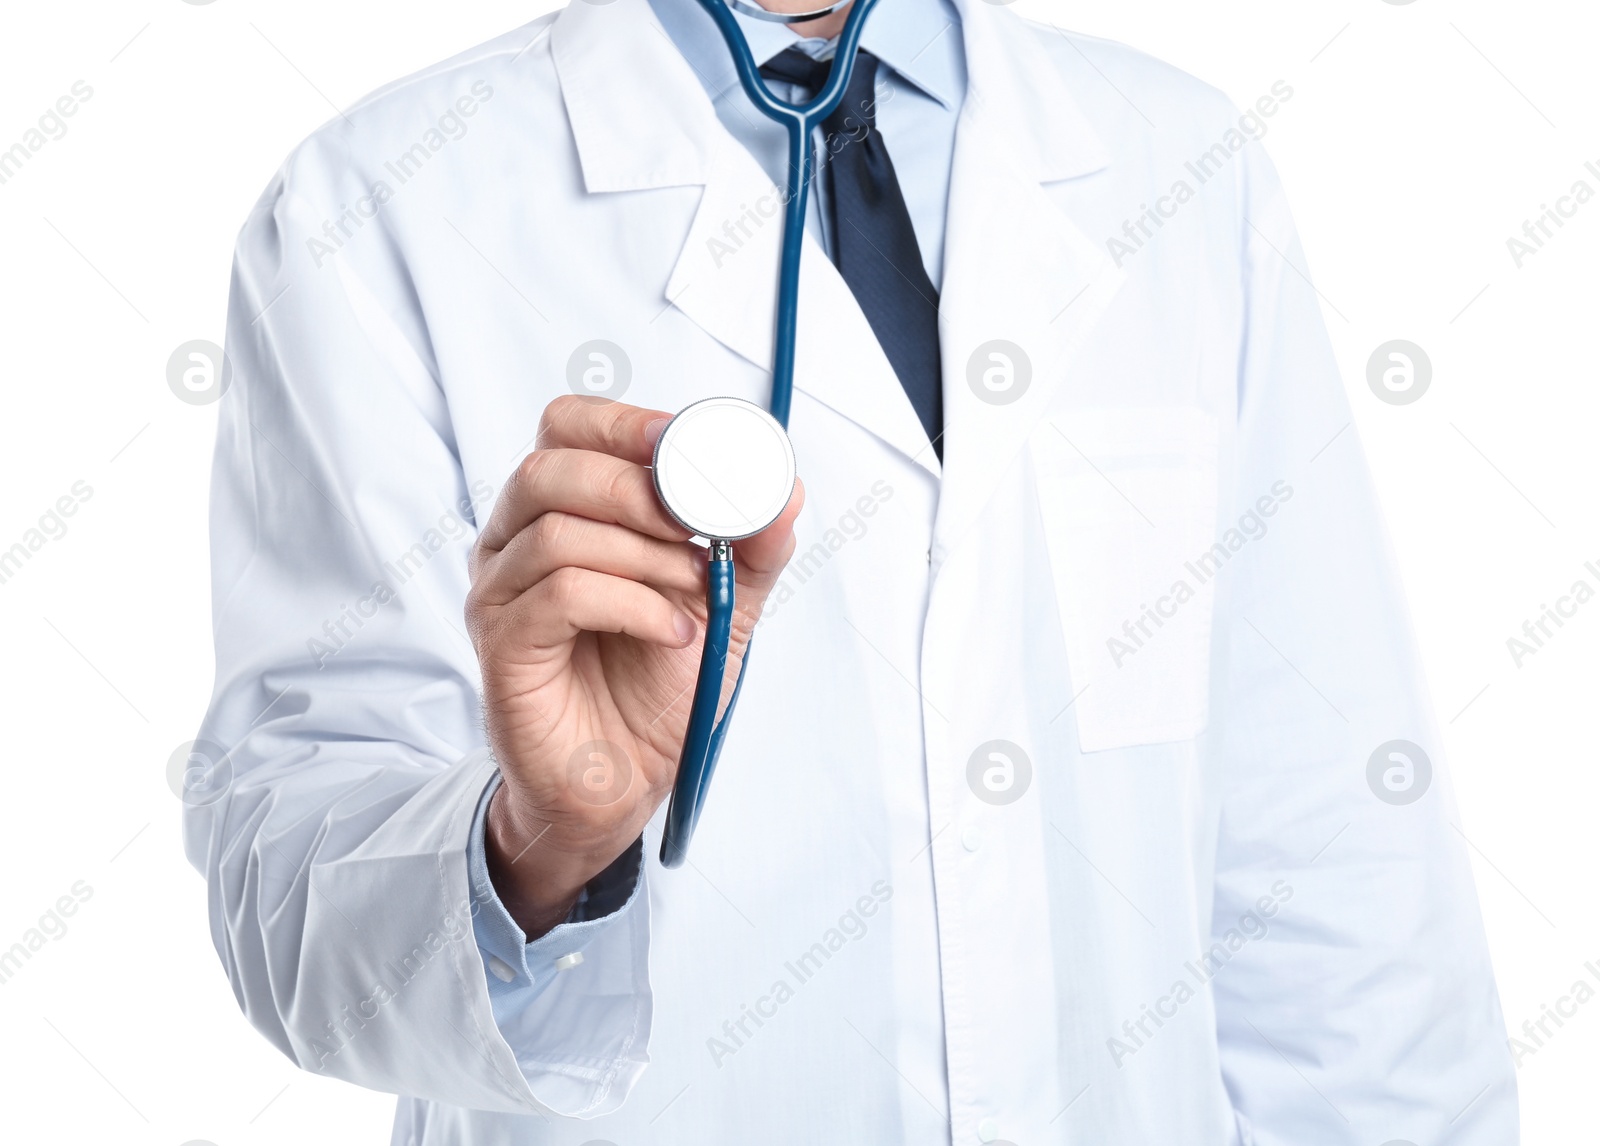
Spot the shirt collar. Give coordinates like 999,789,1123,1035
647,0,964,111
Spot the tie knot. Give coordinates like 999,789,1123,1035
758,45,833,93
759,47,881,132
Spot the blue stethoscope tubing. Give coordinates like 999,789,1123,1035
659,0,882,868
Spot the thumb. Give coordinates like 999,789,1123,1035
731,478,805,590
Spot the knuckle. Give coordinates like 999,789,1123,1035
540,393,581,433
464,608,483,643
593,459,635,510
463,591,499,648
598,400,632,444
464,576,505,623
544,565,587,609
529,510,577,554
515,449,548,490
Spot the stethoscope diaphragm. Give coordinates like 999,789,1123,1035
652,396,796,543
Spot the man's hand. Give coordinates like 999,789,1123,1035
466,396,803,938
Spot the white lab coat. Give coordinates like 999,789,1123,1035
187,0,1517,1142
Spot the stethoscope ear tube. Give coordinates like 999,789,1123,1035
659,541,740,867
660,0,880,867
693,0,880,431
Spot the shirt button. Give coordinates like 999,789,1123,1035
977,1117,1000,1142
487,956,517,983
961,825,983,852
554,951,585,971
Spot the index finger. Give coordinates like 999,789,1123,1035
537,395,673,465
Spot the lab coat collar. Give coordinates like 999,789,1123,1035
549,0,719,193
552,0,943,475
551,0,1107,191
948,0,1110,183
551,0,1121,489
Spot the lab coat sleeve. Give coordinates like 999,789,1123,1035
1203,140,1517,1142
185,145,652,1117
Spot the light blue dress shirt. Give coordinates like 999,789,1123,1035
466,0,966,1000
648,0,965,288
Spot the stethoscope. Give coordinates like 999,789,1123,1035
653,0,881,867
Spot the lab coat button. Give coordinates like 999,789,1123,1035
487,956,517,983
977,1117,999,1141
961,826,983,852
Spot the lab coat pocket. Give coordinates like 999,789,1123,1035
1032,407,1220,752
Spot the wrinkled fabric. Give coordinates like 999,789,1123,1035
187,0,1517,1142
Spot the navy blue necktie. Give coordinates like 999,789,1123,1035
761,47,943,458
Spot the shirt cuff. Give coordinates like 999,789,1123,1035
466,769,644,998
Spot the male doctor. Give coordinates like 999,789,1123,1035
188,0,1517,1141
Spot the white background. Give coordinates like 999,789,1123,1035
0,1,1595,1142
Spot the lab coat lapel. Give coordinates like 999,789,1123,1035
932,0,1128,563
554,0,938,476
667,145,939,475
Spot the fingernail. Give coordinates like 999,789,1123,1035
673,612,695,644
644,417,671,448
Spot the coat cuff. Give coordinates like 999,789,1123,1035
463,767,653,1115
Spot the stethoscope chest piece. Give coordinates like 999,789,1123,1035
653,396,796,542
653,395,795,868
656,0,877,867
